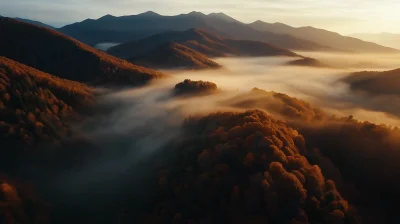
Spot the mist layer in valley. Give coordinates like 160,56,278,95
157,54,400,125
15,52,398,222
7,50,400,224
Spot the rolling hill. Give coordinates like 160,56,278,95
287,57,328,68
249,20,398,53
108,28,299,59
174,79,218,96
58,11,330,51
343,68,400,95
0,17,165,86
0,56,95,167
129,42,221,70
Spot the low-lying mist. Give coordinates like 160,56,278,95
47,53,400,191
21,53,400,223
162,55,400,125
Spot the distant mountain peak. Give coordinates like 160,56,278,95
208,12,226,16
207,12,238,23
187,11,206,16
98,14,115,20
138,11,160,16
254,20,264,23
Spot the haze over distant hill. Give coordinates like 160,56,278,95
287,57,328,68
0,17,165,86
58,11,330,51
14,17,55,29
108,28,299,59
129,42,221,70
343,68,400,95
350,33,400,50
249,20,398,53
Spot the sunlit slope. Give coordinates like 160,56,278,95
0,17,165,86
129,42,222,70
108,28,299,59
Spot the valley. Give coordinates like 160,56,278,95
1,7,400,224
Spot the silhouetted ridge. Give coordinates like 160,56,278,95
14,17,55,29
129,42,221,70
138,11,161,17
350,32,400,49
207,12,238,23
186,11,207,17
58,11,330,50
97,14,116,21
343,68,400,95
108,28,299,59
249,20,398,53
287,57,328,68
0,17,165,86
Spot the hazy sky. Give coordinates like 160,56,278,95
1,0,399,34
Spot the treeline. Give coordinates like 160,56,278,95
142,110,359,223
0,173,50,224
227,87,400,223
174,79,218,96
0,57,94,168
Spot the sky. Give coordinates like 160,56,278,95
1,0,399,35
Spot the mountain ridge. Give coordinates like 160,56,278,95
0,17,166,86
57,11,331,51
14,17,55,29
128,42,222,70
249,20,398,53
350,32,400,49
108,28,299,59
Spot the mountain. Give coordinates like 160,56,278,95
287,57,328,68
14,17,55,29
108,28,299,59
129,42,221,70
0,56,95,167
142,109,357,223
249,20,398,53
0,17,165,86
343,68,400,95
207,12,239,23
58,12,330,51
350,33,400,50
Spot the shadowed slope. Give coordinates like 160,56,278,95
0,56,94,167
343,68,400,95
0,173,50,224
0,17,165,86
58,12,329,51
287,57,329,68
249,21,398,53
14,17,55,29
108,28,299,59
129,42,221,70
